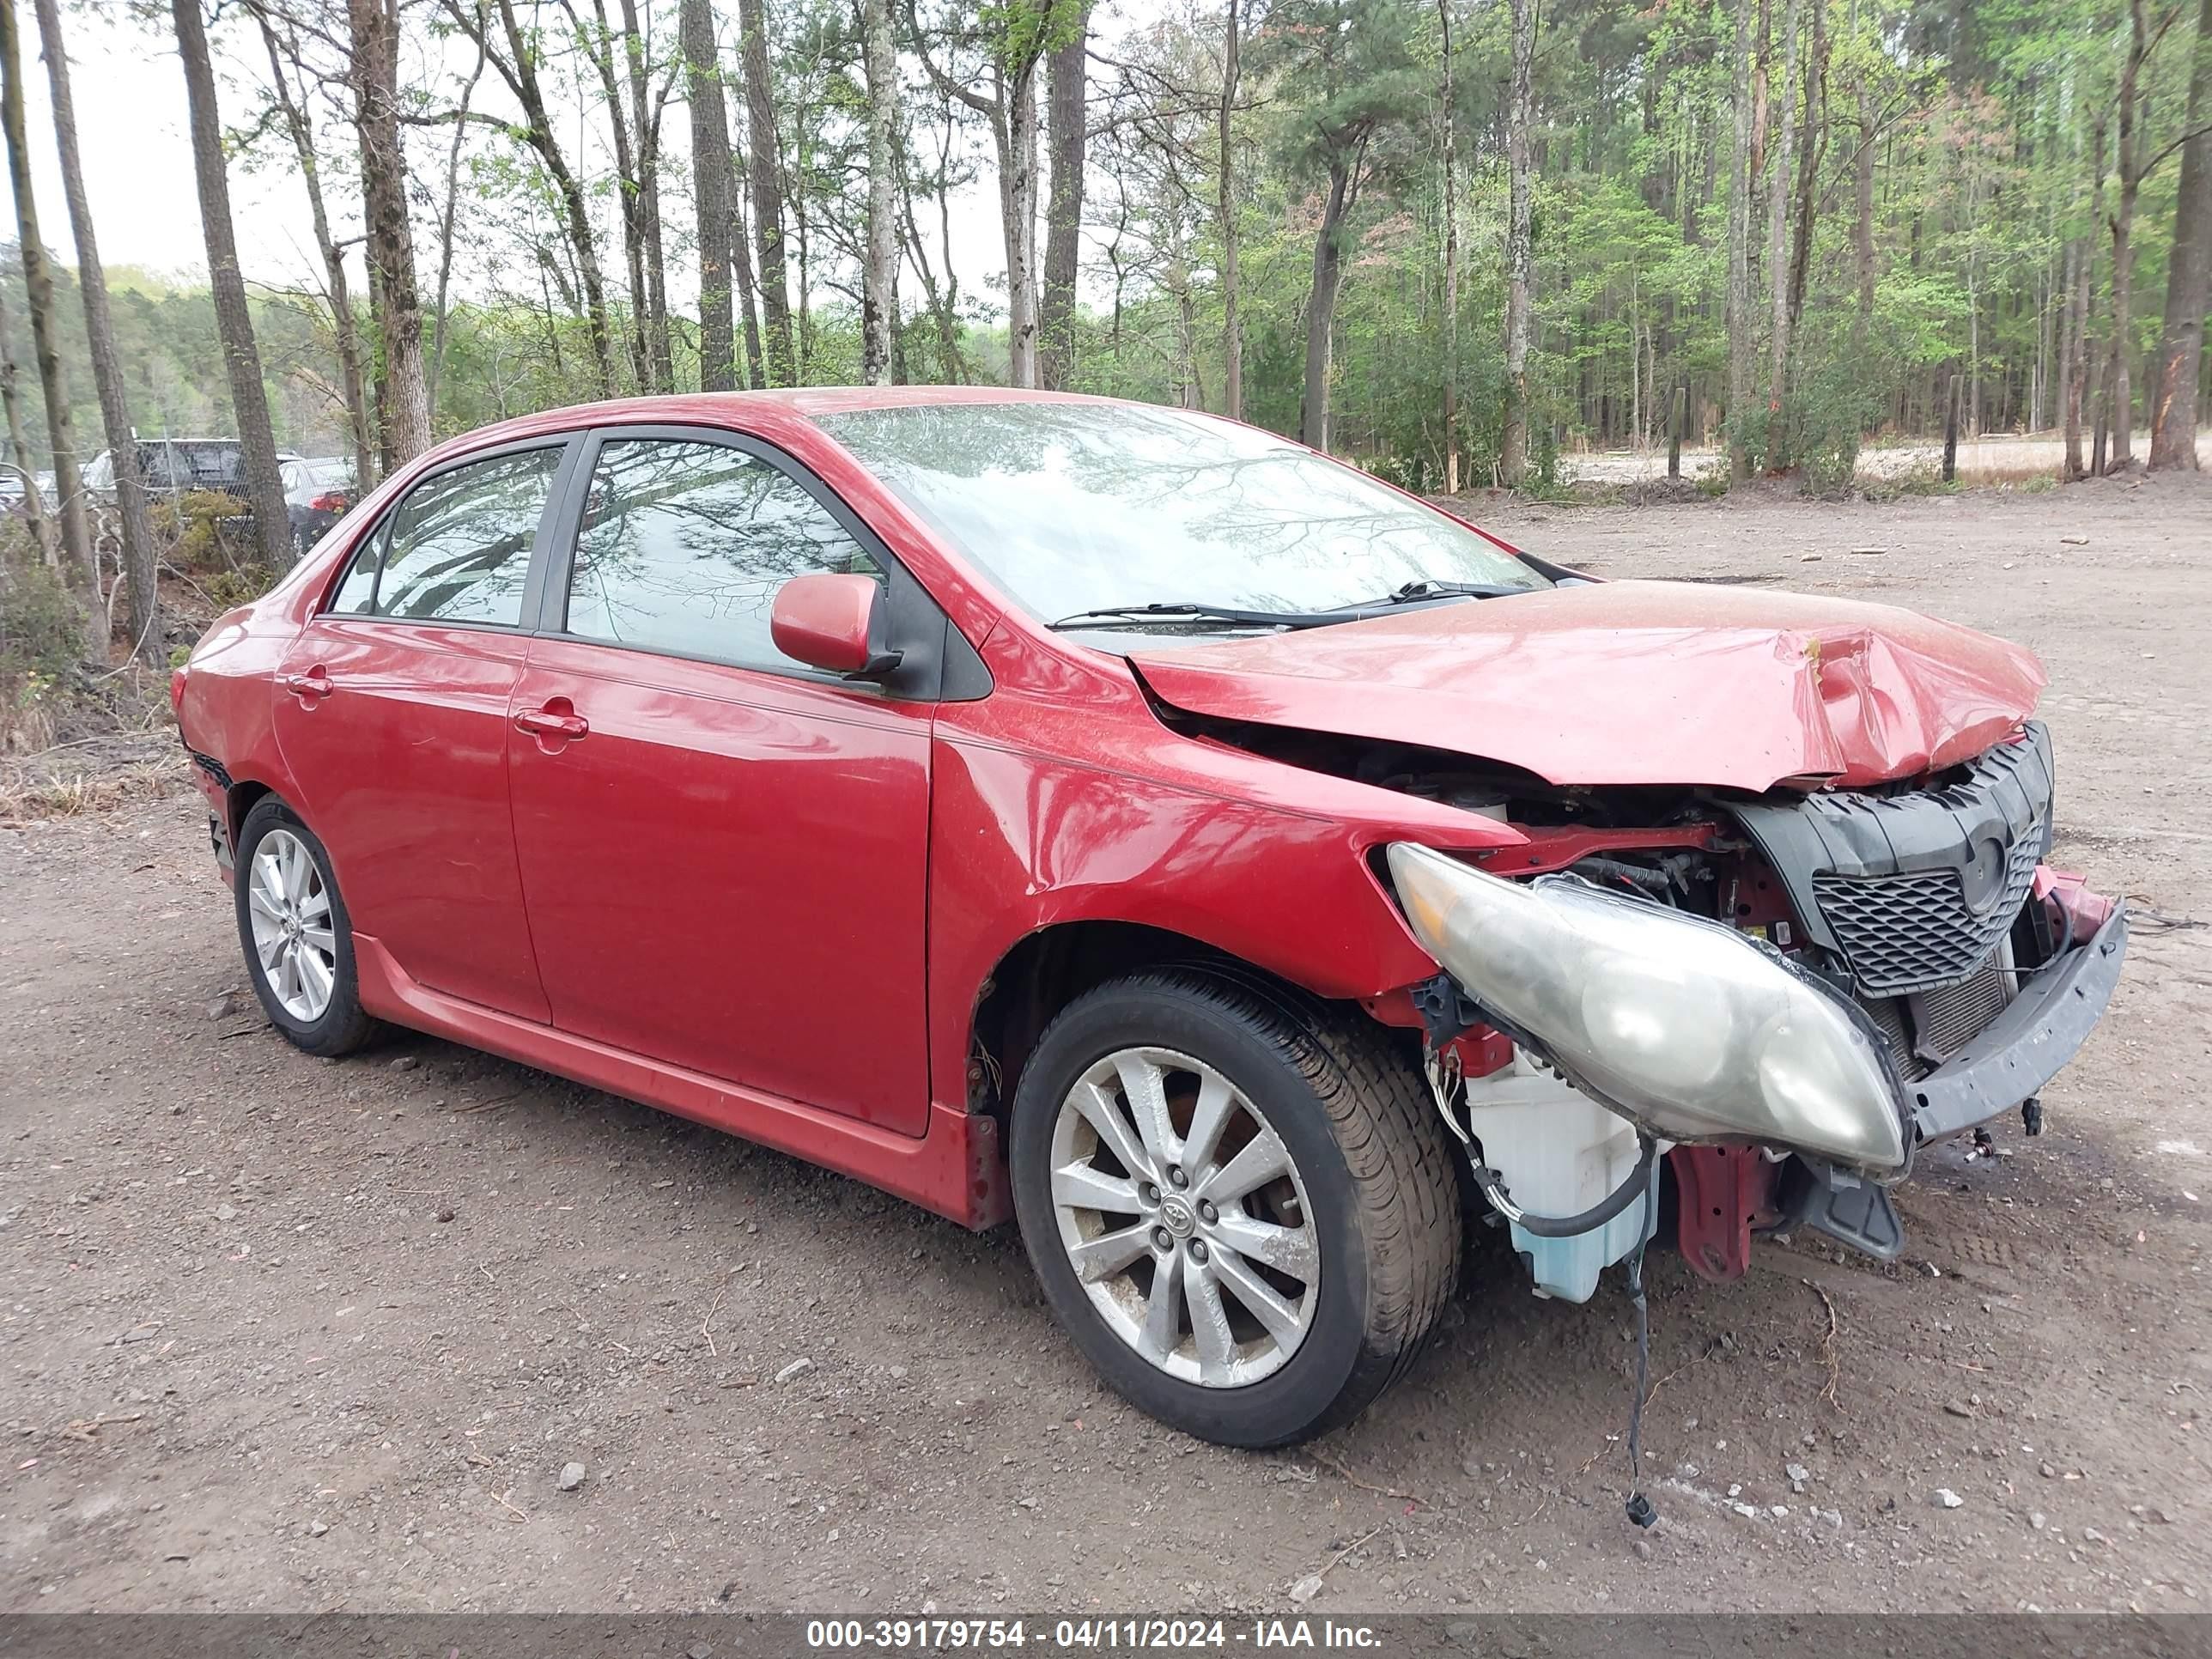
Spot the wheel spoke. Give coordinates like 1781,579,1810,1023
1068,1079,1151,1180
296,945,334,1012
1184,1259,1238,1383
1114,1052,1179,1167
1137,1247,1184,1362
1197,1127,1292,1205
1066,1223,1153,1284
300,925,337,957
1053,1161,1141,1215
1182,1073,1237,1176
247,886,285,923
1209,1246,1308,1346
1211,1212,1318,1283
274,941,300,1005
282,838,307,902
254,930,284,969
297,885,331,923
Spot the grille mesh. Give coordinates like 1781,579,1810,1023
1812,833,2041,996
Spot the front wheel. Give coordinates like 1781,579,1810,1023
1009,970,1461,1448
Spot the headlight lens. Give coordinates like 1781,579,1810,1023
1387,842,1907,1172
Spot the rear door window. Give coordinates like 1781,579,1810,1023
334,447,563,626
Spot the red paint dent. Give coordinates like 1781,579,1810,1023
1133,580,2046,792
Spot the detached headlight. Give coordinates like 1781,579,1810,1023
1387,842,1907,1173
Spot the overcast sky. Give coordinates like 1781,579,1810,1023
7,0,1042,314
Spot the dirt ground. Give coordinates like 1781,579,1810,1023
3,477,2209,1617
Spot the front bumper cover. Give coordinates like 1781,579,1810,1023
1905,901,2128,1146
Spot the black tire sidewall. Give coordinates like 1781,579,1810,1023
233,798,368,1055
1010,980,1377,1449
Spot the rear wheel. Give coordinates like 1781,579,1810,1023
234,796,376,1057
1009,969,1460,1447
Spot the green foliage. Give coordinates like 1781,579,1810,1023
0,534,83,686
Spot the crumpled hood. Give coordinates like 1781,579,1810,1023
1131,580,2046,792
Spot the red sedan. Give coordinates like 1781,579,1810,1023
174,389,2124,1449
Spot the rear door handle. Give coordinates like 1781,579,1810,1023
281,668,333,701
514,706,588,741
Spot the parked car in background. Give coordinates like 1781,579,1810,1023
80,439,303,559
171,389,2127,1450
282,457,359,559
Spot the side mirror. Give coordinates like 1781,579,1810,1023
769,573,902,679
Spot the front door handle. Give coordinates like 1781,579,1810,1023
514,703,588,742
281,668,333,702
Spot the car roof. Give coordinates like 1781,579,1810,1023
414,386,1139,469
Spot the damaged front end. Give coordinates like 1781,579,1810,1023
1380,720,2126,1291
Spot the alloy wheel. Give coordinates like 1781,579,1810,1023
1048,1047,1320,1388
247,828,337,1022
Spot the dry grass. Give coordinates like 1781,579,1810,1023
0,732,189,827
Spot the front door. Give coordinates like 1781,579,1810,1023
272,440,572,1022
506,430,934,1134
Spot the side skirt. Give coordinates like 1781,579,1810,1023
352,935,1011,1230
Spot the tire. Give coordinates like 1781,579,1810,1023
1009,969,1461,1448
233,796,377,1058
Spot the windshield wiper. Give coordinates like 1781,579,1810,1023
1047,602,1338,632
1324,580,1528,611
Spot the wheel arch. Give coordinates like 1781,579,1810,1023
966,920,1407,1132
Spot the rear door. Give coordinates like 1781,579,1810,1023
505,427,935,1132
272,437,575,1022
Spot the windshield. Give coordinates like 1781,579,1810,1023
812,402,1547,624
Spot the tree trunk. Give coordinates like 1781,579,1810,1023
351,0,431,464
482,0,617,393
2106,0,2152,471
860,0,899,385
1499,0,1537,485
0,282,51,566
1218,0,1242,419
1850,74,1875,356
1725,0,1755,481
682,0,738,392
2150,0,2212,469
1785,0,1824,331
619,0,672,391
1437,0,1459,492
2067,119,2106,479
1761,0,1799,467
255,5,377,488
1000,58,1043,388
1037,4,1089,390
735,0,794,386
575,0,650,391
1299,153,1358,452
724,82,766,387
427,27,485,422
172,0,290,574
0,0,90,635
34,0,157,656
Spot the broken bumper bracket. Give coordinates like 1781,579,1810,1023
1907,903,2128,1146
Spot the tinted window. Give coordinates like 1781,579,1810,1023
355,447,562,625
562,438,882,671
813,403,1549,626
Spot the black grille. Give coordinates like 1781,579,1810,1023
1812,831,2041,996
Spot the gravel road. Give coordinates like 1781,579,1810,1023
3,475,2208,1615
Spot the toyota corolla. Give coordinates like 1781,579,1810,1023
172,389,2126,1450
